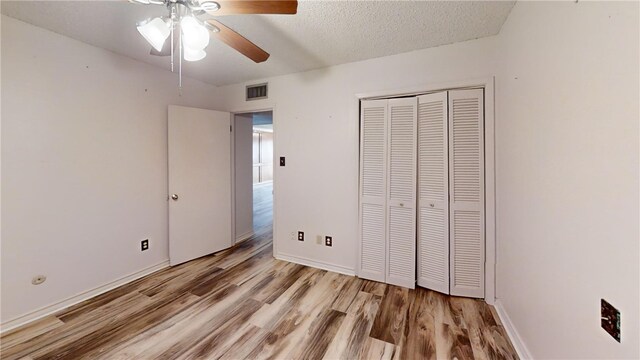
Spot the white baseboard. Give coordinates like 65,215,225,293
0,260,170,334
235,230,254,244
494,299,533,359
275,252,356,277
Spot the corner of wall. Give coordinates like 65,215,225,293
494,299,533,359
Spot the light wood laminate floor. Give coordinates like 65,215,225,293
253,181,273,231
1,224,517,360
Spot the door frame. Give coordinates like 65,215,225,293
229,103,278,256
355,77,496,305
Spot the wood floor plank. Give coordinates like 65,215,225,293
56,283,146,323
217,324,270,360
361,338,396,360
1,291,151,360
288,309,346,360
98,283,239,358
43,292,201,360
246,272,348,360
448,324,475,360
471,325,518,360
214,233,272,270
249,267,324,330
323,291,381,360
400,287,436,360
369,285,410,345
258,263,310,304
107,267,276,360
0,316,64,350
164,298,263,359
331,276,363,313
360,280,387,297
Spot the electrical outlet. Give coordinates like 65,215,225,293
280,157,286,166
325,236,333,247
297,231,304,241
601,299,620,342
141,239,149,251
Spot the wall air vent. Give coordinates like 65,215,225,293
246,83,268,101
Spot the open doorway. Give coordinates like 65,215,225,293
233,111,273,243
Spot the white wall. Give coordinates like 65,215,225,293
0,16,221,325
217,37,498,273
234,114,253,240
495,2,639,358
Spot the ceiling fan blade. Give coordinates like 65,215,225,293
207,19,270,63
208,0,297,15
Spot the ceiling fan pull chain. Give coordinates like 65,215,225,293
178,11,183,96
170,4,175,73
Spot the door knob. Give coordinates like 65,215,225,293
430,203,435,207
400,203,405,207
171,194,179,201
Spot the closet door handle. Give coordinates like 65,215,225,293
400,203,405,207
430,203,435,207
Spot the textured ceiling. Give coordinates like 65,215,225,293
1,1,515,86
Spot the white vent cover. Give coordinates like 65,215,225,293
246,83,268,101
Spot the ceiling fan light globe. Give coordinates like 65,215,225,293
181,16,210,50
184,47,206,62
137,17,170,52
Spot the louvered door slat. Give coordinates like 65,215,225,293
386,98,417,288
417,92,450,294
358,100,388,282
449,89,485,298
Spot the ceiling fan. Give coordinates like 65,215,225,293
130,0,297,88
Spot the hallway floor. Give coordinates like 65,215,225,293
253,181,273,231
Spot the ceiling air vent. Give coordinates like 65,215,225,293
246,83,268,101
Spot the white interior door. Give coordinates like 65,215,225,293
358,99,388,282
448,89,485,298
168,105,232,266
386,97,417,288
417,92,450,294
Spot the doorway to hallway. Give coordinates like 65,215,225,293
233,110,274,244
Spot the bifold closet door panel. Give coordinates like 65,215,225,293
449,89,485,298
417,92,450,294
386,98,417,288
358,100,388,282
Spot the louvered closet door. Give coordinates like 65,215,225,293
386,98,417,288
417,92,450,294
449,89,485,298
358,100,388,282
